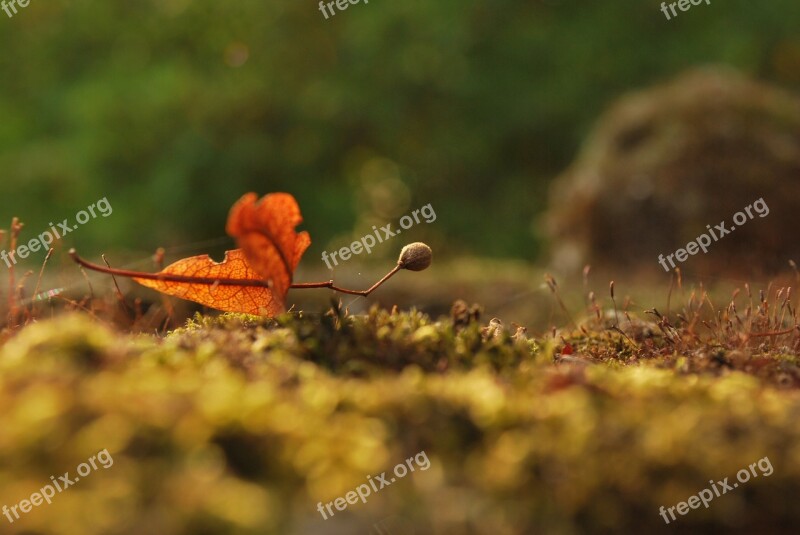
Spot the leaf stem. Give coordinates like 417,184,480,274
290,264,402,296
69,249,401,297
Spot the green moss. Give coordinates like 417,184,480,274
0,308,798,534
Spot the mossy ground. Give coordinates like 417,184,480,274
1,299,799,534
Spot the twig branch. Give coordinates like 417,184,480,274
69,249,404,298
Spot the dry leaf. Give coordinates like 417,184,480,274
226,192,311,309
133,192,311,315
71,192,417,317
133,249,282,315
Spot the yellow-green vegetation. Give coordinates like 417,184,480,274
0,306,799,534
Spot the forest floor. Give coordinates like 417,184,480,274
2,268,800,534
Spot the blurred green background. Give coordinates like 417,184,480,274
1,0,799,264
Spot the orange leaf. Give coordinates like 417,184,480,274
67,192,312,316
69,185,420,318
226,192,311,311
133,249,283,316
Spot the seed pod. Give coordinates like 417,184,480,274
398,242,432,271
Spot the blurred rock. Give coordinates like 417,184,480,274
544,67,800,278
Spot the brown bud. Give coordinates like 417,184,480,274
398,242,432,271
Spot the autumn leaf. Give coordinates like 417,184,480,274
132,192,311,315
226,192,311,307
69,192,430,316
132,249,283,316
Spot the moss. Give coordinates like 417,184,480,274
0,307,799,534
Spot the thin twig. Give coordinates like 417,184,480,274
32,248,55,310
102,253,134,315
70,250,404,298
